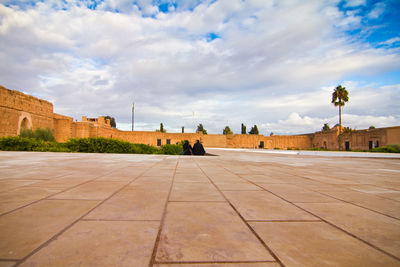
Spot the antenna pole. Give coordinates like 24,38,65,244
132,102,135,132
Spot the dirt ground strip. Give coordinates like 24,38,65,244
0,149,399,267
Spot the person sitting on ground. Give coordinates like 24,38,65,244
192,140,206,156
181,140,193,155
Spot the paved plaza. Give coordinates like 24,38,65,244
0,149,399,266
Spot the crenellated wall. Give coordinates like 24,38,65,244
1,85,399,151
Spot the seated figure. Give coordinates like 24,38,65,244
192,140,206,155
181,140,193,155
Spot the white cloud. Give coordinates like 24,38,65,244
261,112,400,135
367,2,385,19
344,0,366,7
379,37,400,46
0,0,399,135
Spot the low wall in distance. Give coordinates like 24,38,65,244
1,85,399,151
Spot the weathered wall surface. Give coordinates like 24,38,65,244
312,130,339,150
341,128,386,150
53,113,73,142
310,126,400,151
226,134,263,148
112,131,203,146
269,135,313,150
1,85,399,151
224,134,312,149
0,86,54,137
386,127,400,145
202,134,227,148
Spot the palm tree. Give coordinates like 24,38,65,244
332,85,349,149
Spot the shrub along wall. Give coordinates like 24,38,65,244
0,136,183,155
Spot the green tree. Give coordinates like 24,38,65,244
332,85,349,135
181,126,184,133
332,85,349,150
223,126,233,135
104,116,116,128
322,123,330,132
196,123,207,135
160,123,165,133
343,127,354,133
19,127,55,141
241,123,246,134
249,125,259,135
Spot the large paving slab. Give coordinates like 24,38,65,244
170,182,224,202
50,180,127,200
223,191,318,221
0,199,99,259
250,221,400,266
297,202,400,258
20,221,159,267
85,186,170,220
0,186,62,215
0,149,399,266
257,183,340,203
155,202,275,262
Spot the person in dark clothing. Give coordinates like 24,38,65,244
192,140,206,155
181,140,193,155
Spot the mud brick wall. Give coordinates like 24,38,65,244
0,86,54,137
1,85,399,150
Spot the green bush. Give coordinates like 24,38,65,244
130,143,158,154
0,136,181,155
20,128,55,141
31,140,69,152
64,137,161,154
0,136,67,152
159,144,183,155
0,136,34,151
370,144,400,153
19,129,35,139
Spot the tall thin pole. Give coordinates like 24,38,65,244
132,102,135,132
338,103,341,150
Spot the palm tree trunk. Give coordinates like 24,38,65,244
339,104,341,150
339,105,342,133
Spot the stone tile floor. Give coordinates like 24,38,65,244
0,149,399,266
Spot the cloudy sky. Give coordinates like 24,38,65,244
1,0,399,135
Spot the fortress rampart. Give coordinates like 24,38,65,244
1,85,399,150
0,86,54,137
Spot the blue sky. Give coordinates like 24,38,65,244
0,0,399,134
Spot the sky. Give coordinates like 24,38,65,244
0,0,399,135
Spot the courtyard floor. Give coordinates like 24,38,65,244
0,149,399,266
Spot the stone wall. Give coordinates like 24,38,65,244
310,126,400,151
312,130,339,150
0,86,54,137
224,134,312,149
1,85,399,151
53,114,73,142
386,127,400,145
112,131,203,146
269,135,313,150
341,128,385,151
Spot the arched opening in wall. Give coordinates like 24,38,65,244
20,117,31,131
